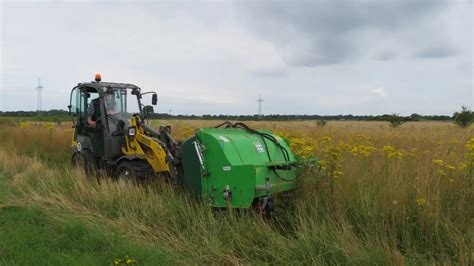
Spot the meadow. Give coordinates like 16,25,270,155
0,117,472,265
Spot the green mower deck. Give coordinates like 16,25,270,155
181,126,301,208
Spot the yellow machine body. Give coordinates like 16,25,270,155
121,116,170,174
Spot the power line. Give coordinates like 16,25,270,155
257,94,263,118
36,78,43,115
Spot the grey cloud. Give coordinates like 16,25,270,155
1,1,470,115
373,51,398,61
284,35,356,66
236,0,448,66
249,68,287,77
414,46,457,59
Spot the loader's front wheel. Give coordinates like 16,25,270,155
115,160,154,186
116,161,136,186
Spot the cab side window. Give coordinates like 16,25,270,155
86,89,100,126
79,89,88,125
70,88,79,124
70,87,88,125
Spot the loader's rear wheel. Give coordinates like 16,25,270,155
72,153,87,171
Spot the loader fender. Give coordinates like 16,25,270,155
113,154,147,166
76,135,94,154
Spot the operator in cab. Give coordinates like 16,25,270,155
104,92,119,116
87,92,119,127
87,97,101,127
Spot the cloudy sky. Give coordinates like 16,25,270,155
0,0,472,115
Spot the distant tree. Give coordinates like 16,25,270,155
316,119,327,127
386,113,406,128
410,113,422,121
453,106,473,128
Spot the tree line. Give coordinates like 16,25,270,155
0,109,454,121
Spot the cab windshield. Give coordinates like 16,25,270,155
105,88,141,120
104,88,141,132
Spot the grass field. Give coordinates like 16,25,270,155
0,118,473,264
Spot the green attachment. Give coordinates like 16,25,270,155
181,127,301,208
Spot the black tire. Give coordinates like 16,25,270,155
115,161,136,185
115,160,153,185
71,152,86,172
71,150,96,176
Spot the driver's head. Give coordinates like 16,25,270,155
105,92,113,99
105,92,117,108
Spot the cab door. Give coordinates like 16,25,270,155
70,86,105,157
69,87,80,125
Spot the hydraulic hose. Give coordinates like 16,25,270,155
231,122,290,162
214,121,233,128
138,121,161,139
214,122,291,163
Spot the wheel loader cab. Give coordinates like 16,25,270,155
69,80,146,168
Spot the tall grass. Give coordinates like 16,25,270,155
0,119,472,264
0,121,71,165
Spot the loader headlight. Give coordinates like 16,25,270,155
128,126,136,137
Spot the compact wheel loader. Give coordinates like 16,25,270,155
68,74,309,212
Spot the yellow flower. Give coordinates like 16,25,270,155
333,171,343,177
445,165,456,171
318,160,327,170
44,122,54,130
432,159,444,166
435,169,447,176
447,139,459,145
385,150,403,159
321,135,333,142
465,137,474,151
351,146,359,155
416,198,427,206
339,142,351,151
19,122,30,129
383,145,394,152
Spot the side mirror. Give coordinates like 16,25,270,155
67,105,77,117
152,94,158,105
